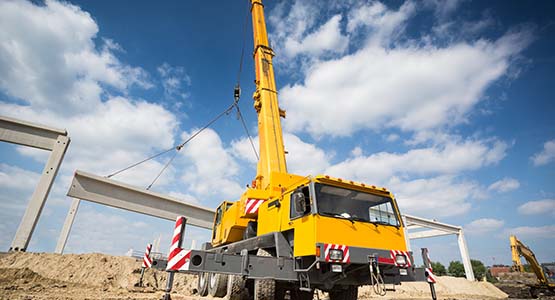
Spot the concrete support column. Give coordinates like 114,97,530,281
55,198,81,254
10,135,70,251
457,230,475,281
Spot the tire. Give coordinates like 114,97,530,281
208,272,228,297
227,275,248,300
197,272,209,297
254,248,276,300
290,288,314,300
328,286,357,300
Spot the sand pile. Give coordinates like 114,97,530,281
0,252,196,293
358,276,507,299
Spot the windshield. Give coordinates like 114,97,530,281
315,183,400,227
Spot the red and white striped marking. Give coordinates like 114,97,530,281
166,216,191,271
324,244,351,263
426,267,437,283
390,250,412,267
245,198,264,214
142,243,153,268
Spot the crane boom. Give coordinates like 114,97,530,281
250,0,287,190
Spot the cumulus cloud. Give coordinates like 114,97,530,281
180,128,243,203
465,218,505,235
270,0,533,138
531,139,555,166
284,15,348,58
518,199,555,216
157,62,191,101
488,177,520,193
506,225,555,239
325,137,507,184
281,28,532,137
232,133,332,175
389,175,476,217
0,0,183,252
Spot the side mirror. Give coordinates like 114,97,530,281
292,190,307,215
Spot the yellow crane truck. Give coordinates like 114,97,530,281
184,1,428,299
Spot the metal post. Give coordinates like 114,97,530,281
10,135,70,251
421,248,437,300
164,216,187,300
55,198,81,254
457,230,475,281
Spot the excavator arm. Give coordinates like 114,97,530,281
510,235,550,285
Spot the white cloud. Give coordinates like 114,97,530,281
284,15,348,58
281,27,532,137
465,218,505,235
232,133,332,176
389,175,476,217
180,128,243,202
518,199,555,216
506,225,555,239
0,0,151,114
531,139,555,166
488,177,520,193
325,137,507,184
347,1,416,46
157,62,190,101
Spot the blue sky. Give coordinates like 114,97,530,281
0,0,554,267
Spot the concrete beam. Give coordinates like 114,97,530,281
404,214,461,235
1,116,70,251
407,229,454,239
0,115,66,151
67,170,215,229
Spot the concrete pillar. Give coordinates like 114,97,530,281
457,230,475,281
55,198,81,254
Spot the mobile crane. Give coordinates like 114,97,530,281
183,1,427,299
510,235,555,297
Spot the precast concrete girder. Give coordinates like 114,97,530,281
66,170,215,229
0,115,70,251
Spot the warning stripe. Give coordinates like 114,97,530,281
426,267,437,283
323,243,351,264
166,216,191,271
142,243,152,268
245,199,264,214
390,250,412,267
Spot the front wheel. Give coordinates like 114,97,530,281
208,272,228,297
254,248,276,300
197,272,209,296
328,286,357,300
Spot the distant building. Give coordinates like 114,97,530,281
489,265,511,277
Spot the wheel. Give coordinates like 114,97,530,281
197,272,209,296
227,274,248,300
254,248,276,300
328,286,357,300
208,272,228,297
290,288,314,300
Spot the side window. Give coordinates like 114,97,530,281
290,186,311,219
369,201,399,226
215,206,223,225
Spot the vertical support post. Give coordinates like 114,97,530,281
10,135,70,251
402,215,412,252
164,216,187,300
457,230,475,281
55,198,81,254
421,248,437,300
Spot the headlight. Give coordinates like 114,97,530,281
395,254,407,265
329,249,343,260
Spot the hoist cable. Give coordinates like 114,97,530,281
235,0,250,86
235,105,259,160
106,102,236,180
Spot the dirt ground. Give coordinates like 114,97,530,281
0,252,511,300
